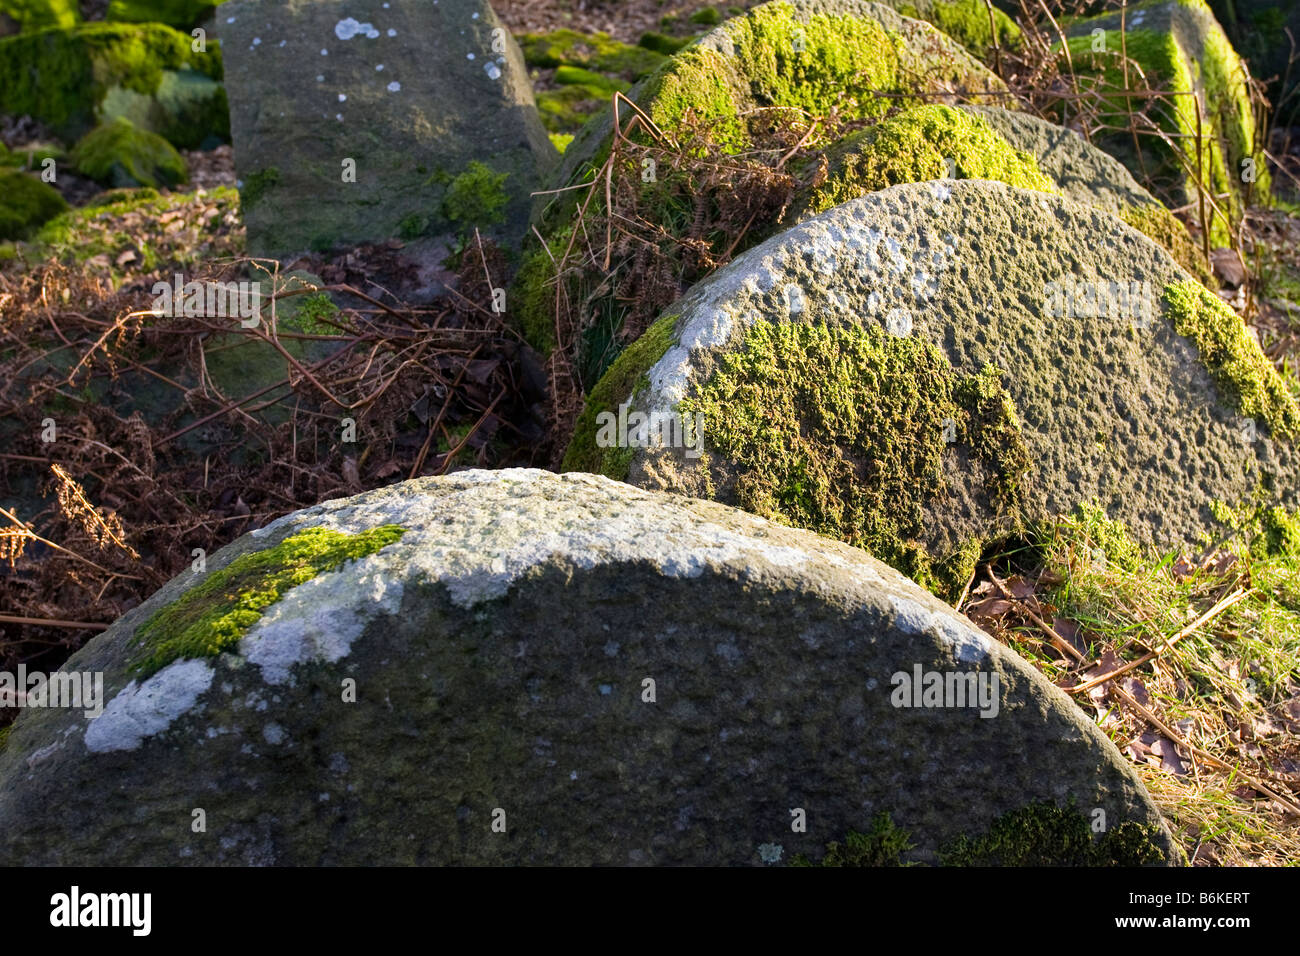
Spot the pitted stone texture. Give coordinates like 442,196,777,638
0,469,1174,865
219,0,555,256
573,180,1299,561
961,106,1161,217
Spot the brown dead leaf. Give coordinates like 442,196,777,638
966,596,1012,622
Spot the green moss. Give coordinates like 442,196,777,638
131,524,406,678
1047,499,1142,570
442,161,509,229
1163,280,1300,440
900,0,1021,55
0,0,78,31
803,104,1056,216
0,169,68,241
105,0,221,30
1262,505,1300,557
676,321,1031,598
637,31,693,56
536,86,607,135
87,185,160,209
562,312,681,478
690,6,723,25
239,167,279,213
71,116,188,189
549,132,575,153
518,28,667,79
791,813,915,866
1117,202,1213,286
284,291,340,335
642,2,902,153
554,64,629,96
0,21,223,141
939,801,1169,865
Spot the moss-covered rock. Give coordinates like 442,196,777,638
0,21,225,144
1063,0,1267,245
0,469,1177,864
71,116,189,189
0,0,78,33
793,104,1056,219
0,169,68,240
105,0,223,30
564,180,1300,599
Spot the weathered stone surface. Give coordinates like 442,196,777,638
218,0,556,257
0,469,1175,865
563,179,1299,594
960,106,1209,281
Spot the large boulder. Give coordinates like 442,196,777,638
1063,0,1266,245
873,0,1020,57
218,0,556,257
0,469,1176,865
563,179,1300,596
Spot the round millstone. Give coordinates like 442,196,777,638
0,469,1174,865
563,179,1299,592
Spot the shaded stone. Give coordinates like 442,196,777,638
218,0,556,257
0,469,1176,865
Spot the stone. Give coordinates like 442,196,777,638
1063,0,1265,245
562,179,1300,596
961,106,1210,282
70,116,190,190
0,169,68,240
217,0,556,257
517,0,1011,354
0,469,1177,865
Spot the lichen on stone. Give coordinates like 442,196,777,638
130,524,406,678
1162,279,1300,440
674,320,1032,598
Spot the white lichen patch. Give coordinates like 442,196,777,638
84,659,215,753
241,554,405,685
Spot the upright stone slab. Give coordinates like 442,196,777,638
564,180,1300,596
218,0,556,256
0,470,1176,865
